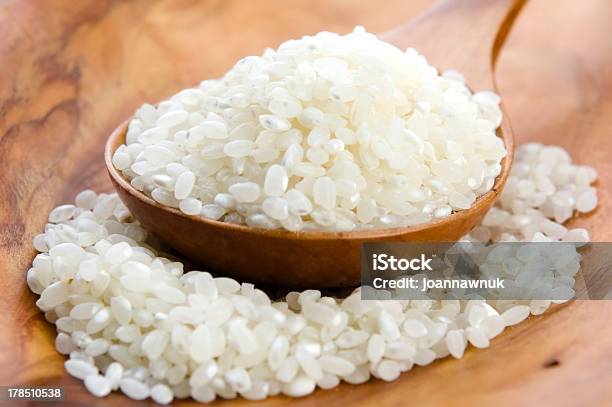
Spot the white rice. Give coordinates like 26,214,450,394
28,142,596,403
113,27,507,232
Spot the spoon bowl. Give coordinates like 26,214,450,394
105,0,521,288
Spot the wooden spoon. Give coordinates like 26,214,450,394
105,0,522,288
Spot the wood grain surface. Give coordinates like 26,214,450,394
1,0,611,406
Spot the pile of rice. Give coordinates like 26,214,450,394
113,27,506,232
29,142,596,404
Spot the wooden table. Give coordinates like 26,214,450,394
1,0,611,405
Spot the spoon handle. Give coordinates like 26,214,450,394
382,0,527,89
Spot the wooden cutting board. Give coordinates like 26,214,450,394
1,0,611,405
